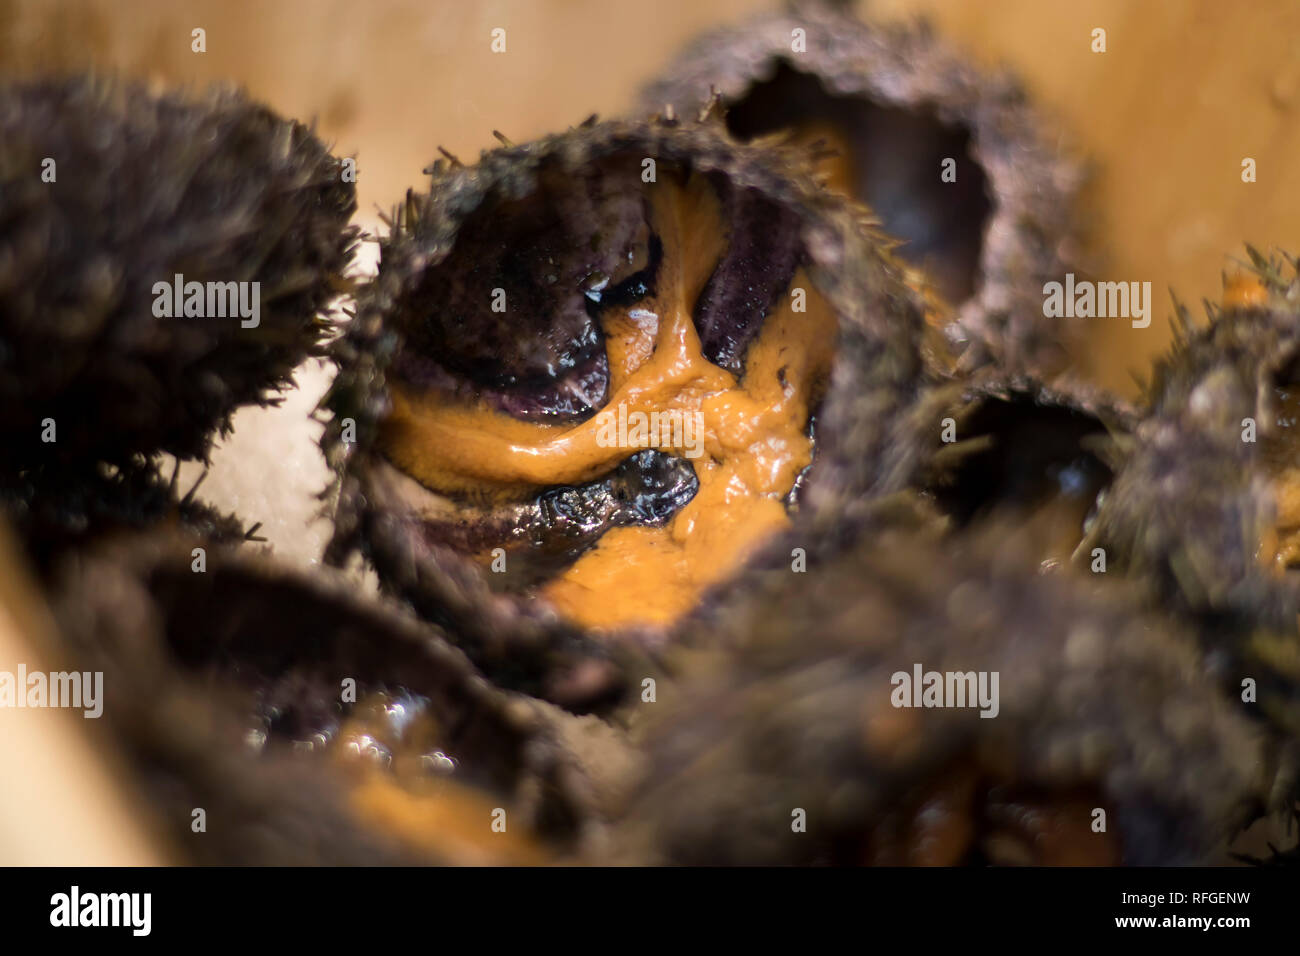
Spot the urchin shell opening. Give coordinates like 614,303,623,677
325,117,926,707
368,150,837,631
918,387,1118,570
927,396,1111,527
53,537,588,857
388,151,811,424
725,61,992,306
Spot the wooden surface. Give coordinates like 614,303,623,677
872,0,1300,392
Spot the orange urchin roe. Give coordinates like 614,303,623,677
377,172,837,630
321,691,548,865
1223,270,1270,309
349,774,548,865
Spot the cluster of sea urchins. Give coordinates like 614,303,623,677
3,4,1298,866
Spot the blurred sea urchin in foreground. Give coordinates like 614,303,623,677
0,2,1297,869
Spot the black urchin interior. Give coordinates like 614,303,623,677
694,176,804,374
396,167,658,424
397,155,811,426
926,397,1111,527
460,449,699,592
390,157,819,588
583,235,662,314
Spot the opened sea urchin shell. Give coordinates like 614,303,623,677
914,375,1135,569
48,530,601,864
323,115,928,709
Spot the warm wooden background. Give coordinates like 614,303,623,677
875,0,1300,392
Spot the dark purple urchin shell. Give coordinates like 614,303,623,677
47,529,604,864
610,523,1268,866
0,75,359,472
322,115,929,710
640,2,1083,377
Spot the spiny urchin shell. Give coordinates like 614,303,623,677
612,523,1268,865
323,115,928,709
0,75,359,472
1083,250,1300,748
0,458,251,578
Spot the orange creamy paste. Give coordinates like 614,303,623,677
378,174,838,629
